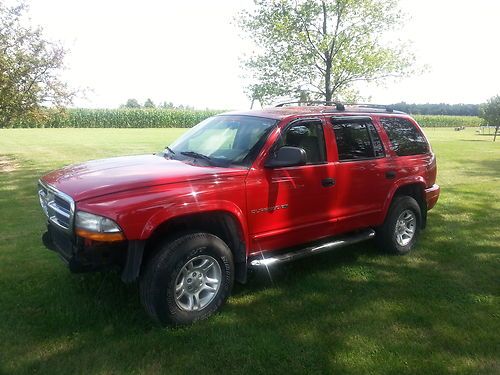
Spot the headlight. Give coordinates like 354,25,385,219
75,211,125,242
76,211,121,232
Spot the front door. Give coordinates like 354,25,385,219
246,118,337,253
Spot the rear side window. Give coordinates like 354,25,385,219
331,117,385,161
380,117,429,156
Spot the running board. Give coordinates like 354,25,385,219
249,229,376,267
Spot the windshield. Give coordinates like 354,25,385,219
168,115,276,167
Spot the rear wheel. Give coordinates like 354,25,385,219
377,196,422,255
140,232,234,325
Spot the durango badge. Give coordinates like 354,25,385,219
250,204,289,214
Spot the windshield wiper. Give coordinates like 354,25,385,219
180,151,214,164
158,146,177,159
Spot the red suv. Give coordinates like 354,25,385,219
38,103,440,325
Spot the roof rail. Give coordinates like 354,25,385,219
343,103,395,113
275,100,345,111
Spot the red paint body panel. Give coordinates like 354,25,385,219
76,174,249,241
425,184,440,210
40,109,440,258
42,155,246,202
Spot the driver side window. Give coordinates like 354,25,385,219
278,120,327,164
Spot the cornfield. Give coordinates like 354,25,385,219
10,109,224,128
414,115,482,128
9,109,482,129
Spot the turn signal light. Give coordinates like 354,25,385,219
76,229,126,242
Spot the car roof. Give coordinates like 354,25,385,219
221,106,407,121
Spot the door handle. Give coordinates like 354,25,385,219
321,178,336,187
385,171,396,179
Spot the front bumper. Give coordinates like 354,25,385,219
43,223,127,273
425,184,440,211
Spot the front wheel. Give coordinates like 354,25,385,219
377,196,422,255
140,232,234,325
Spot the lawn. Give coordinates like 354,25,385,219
0,128,498,375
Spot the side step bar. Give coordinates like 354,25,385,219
249,229,376,267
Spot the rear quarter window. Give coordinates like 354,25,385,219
379,117,429,156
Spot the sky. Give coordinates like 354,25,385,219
19,0,500,109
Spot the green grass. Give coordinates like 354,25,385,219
0,128,498,375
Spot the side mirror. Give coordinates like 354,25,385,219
265,146,307,168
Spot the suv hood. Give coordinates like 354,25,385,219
41,154,247,202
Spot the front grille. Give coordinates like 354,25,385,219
38,181,75,233
54,195,71,212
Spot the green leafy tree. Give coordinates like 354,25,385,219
0,1,73,128
122,98,141,108
480,95,500,141
144,98,155,108
238,0,415,105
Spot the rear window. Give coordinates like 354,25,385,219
379,117,429,156
331,117,385,161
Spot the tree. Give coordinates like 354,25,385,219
0,1,73,128
123,98,141,108
144,98,155,108
238,0,415,105
390,102,480,116
480,95,500,142
159,101,175,108
158,101,195,110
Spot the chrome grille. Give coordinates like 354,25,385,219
38,181,75,233
54,195,71,212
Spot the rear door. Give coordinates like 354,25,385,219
328,116,394,233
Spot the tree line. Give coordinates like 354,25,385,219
120,99,482,117
120,99,195,110
389,103,480,116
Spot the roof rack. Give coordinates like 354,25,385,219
275,101,398,113
275,101,345,111
343,103,395,113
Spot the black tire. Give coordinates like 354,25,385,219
140,232,234,326
376,196,422,255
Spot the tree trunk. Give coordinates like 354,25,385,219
324,61,332,102
322,1,332,103
494,125,499,142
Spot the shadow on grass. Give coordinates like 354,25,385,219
459,138,496,142
454,157,500,178
1,161,499,375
